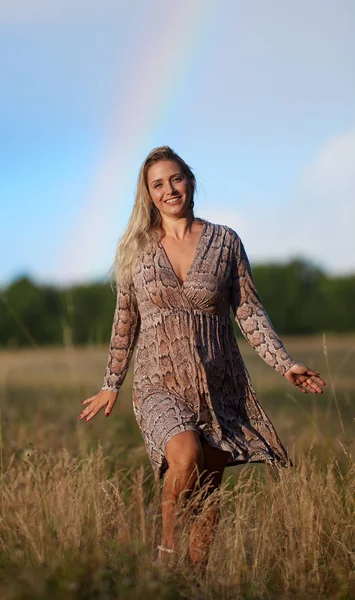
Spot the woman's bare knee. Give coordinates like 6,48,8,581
165,431,203,469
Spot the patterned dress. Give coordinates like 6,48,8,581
102,218,297,480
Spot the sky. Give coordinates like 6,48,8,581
1,0,354,285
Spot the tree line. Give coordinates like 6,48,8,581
0,258,354,347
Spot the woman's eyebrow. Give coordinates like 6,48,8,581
151,173,182,184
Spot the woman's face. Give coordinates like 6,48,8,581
146,160,192,219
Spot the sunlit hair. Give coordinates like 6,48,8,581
113,146,196,285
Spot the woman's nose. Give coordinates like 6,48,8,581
164,181,176,195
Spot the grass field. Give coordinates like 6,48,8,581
0,333,354,599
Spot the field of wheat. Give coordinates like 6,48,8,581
0,333,354,599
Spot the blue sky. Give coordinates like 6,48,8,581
1,0,354,285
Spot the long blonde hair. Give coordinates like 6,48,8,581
113,146,197,285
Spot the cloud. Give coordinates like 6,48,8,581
286,129,355,272
200,129,355,275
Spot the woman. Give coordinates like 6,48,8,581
79,146,326,569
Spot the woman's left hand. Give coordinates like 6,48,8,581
284,363,326,394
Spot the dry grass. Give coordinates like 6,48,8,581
0,448,354,599
0,334,354,598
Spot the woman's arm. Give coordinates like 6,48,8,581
101,280,140,392
229,231,297,376
229,231,326,393
79,281,140,421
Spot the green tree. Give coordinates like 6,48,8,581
0,277,63,346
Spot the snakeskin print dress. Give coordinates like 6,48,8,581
102,218,297,480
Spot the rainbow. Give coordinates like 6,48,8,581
56,0,216,283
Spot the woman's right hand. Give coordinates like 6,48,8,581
78,389,118,422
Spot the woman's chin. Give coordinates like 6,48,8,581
161,203,190,217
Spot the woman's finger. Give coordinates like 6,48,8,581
85,410,96,422
79,399,103,420
304,377,322,394
105,397,116,417
306,370,326,387
295,379,307,393
305,383,317,394
314,376,327,388
81,396,95,406
78,405,89,419
311,379,325,393
84,402,102,421
307,377,326,392
78,407,91,419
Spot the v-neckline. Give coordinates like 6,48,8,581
159,218,208,289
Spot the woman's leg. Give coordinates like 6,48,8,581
161,430,204,551
188,437,231,567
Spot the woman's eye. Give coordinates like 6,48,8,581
154,183,162,188
173,177,182,182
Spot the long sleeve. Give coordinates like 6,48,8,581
229,231,297,376
101,281,141,392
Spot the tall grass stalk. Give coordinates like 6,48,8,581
0,338,354,598
0,446,354,598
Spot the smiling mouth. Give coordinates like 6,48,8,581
164,196,182,204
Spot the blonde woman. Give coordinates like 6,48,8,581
79,146,326,570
